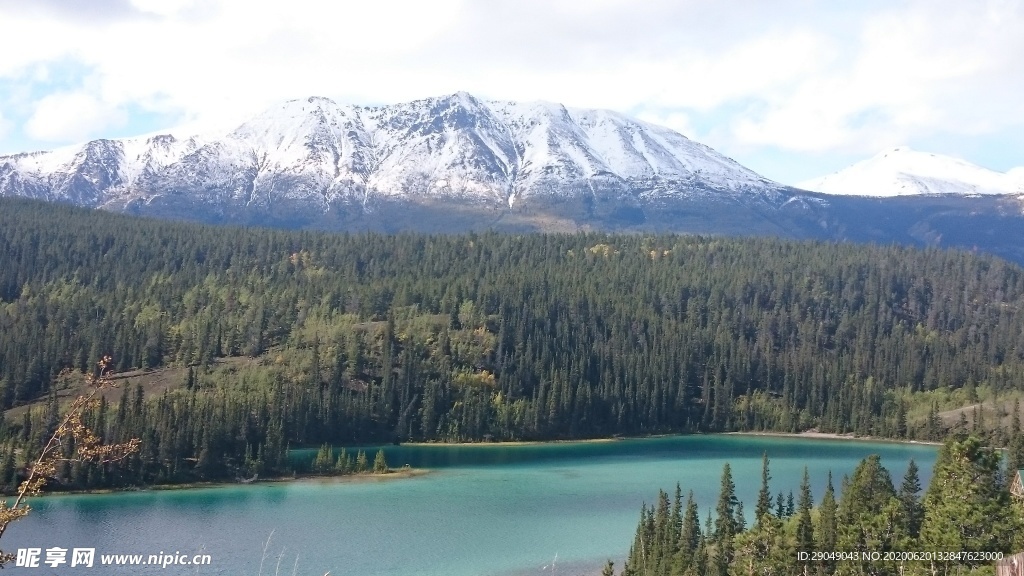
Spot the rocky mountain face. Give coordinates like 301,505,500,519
0,93,785,215
3,93,1024,265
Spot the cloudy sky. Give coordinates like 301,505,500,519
0,0,1021,184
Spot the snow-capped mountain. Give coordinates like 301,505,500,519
798,147,1024,197
0,93,783,214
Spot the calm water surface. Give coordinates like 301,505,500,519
6,435,937,576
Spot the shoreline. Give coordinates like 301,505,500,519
400,437,625,447
725,430,943,446
32,467,432,498
404,430,943,448
28,430,942,497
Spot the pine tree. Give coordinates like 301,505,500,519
1013,399,1021,437
817,472,838,574
755,452,772,523
674,490,701,574
795,467,814,553
927,401,941,440
312,443,334,473
713,463,738,576
335,448,351,474
895,400,908,438
734,501,745,533
836,454,906,567
898,459,923,539
373,449,389,474
920,436,1022,570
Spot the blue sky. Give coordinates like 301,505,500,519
0,0,1021,185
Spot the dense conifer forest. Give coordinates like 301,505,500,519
2,197,1024,490
615,435,1024,576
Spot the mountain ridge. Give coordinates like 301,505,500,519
0,92,784,215
5,95,1024,266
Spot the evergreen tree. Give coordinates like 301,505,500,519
755,452,773,523
713,463,738,576
373,449,389,474
816,473,838,574
898,459,923,539
794,467,814,553
836,454,907,574
674,490,701,574
920,436,1022,571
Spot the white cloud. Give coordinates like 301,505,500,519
727,0,1024,155
0,0,1021,172
24,92,126,142
129,0,195,17
0,110,10,140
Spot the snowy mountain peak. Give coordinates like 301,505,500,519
799,147,1023,197
0,93,785,213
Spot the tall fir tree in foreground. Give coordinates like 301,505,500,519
713,464,739,576
920,436,1022,573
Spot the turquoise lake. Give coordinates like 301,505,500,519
4,435,938,576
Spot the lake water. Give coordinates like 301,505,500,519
4,434,937,576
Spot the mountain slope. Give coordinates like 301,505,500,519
798,147,1023,197
7,99,1024,265
0,93,783,216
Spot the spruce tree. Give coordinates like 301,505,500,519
1013,399,1021,437
795,467,814,553
836,454,906,570
713,463,739,576
817,472,838,574
920,436,1022,570
373,449,389,474
674,490,701,573
898,459,923,539
755,452,772,523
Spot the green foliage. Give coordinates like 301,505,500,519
817,473,838,573
795,467,814,554
620,436,1021,576
835,455,909,574
919,436,1022,571
755,452,773,523
4,199,1024,491
898,460,923,539
372,449,389,474
714,464,739,576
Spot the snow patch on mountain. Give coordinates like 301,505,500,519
798,147,1023,197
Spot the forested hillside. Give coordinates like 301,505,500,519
2,197,1024,489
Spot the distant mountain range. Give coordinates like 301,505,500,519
0,92,783,212
2,93,1024,264
799,146,1024,197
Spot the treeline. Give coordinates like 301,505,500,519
614,435,1024,576
2,197,1024,488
